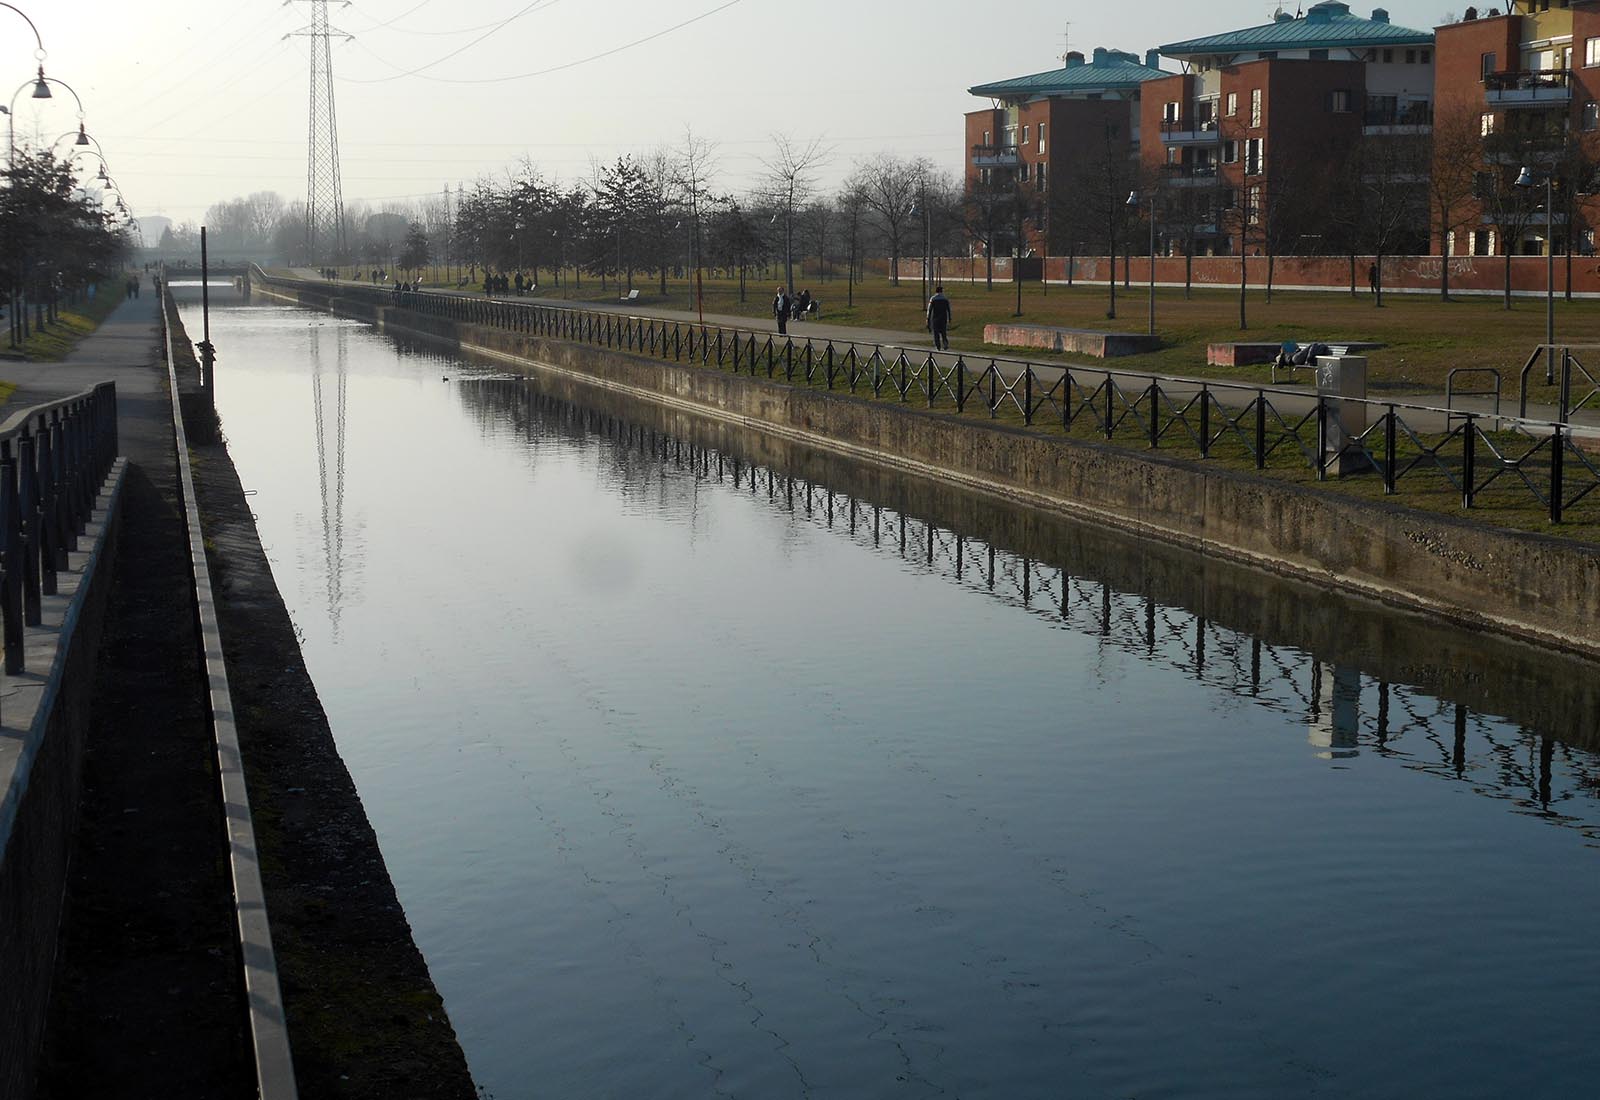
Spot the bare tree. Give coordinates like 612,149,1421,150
848,154,927,287
1428,99,1485,301
761,134,829,293
673,126,719,317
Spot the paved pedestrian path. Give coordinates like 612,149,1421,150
3,294,255,1097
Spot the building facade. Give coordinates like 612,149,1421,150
1143,2,1434,257
965,47,1165,256
1433,0,1600,259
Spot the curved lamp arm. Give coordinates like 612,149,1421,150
0,3,46,56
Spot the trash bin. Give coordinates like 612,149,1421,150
1316,355,1368,476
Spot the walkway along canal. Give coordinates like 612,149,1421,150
182,288,1600,1098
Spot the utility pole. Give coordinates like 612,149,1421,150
289,1,351,263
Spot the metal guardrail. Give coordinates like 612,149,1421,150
1518,344,1600,425
1448,368,1502,418
255,271,1600,525
159,289,299,1100
0,384,119,674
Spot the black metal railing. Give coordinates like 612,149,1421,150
255,269,1600,525
1485,68,1572,93
1161,117,1220,137
484,384,1600,832
1363,102,1434,127
0,383,120,673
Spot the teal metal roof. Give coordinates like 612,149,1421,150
1160,2,1432,57
968,51,1165,99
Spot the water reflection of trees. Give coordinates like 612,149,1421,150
454,377,1600,841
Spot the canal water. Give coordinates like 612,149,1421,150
182,297,1600,1100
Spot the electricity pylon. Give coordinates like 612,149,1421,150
288,1,352,262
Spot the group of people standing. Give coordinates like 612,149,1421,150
770,287,818,335
123,274,141,300
483,272,534,297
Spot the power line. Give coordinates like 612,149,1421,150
342,0,562,83
340,0,743,85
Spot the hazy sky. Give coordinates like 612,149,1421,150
4,1,1449,227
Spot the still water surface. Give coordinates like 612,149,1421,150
183,298,1600,1099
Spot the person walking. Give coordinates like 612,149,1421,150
926,285,953,350
773,286,791,336
1367,262,1379,298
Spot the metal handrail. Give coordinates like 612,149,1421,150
0,382,119,673
1447,368,1502,418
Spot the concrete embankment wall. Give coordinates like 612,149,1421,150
254,279,1600,660
0,464,125,1099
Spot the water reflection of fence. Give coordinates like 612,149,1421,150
477,382,1600,838
261,272,1600,525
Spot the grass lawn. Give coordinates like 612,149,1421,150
4,283,125,363
417,267,1599,402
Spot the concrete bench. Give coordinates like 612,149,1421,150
620,289,639,303
983,323,1159,359
1209,340,1384,367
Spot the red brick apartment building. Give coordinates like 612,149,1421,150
1141,2,1435,257
1434,1,1600,258
965,47,1165,254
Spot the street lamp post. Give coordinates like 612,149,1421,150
1515,165,1557,384
1127,189,1157,337
9,75,91,170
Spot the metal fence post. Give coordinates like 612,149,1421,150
1255,392,1267,469
1315,394,1328,481
1551,424,1565,524
1024,369,1033,425
1199,385,1211,457
956,357,966,412
18,433,39,627
1,451,22,673
1384,406,1397,494
1461,415,1476,509
1147,381,1159,448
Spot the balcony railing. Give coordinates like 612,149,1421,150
971,144,1020,166
1163,164,1220,186
1364,102,1434,128
1160,117,1222,143
1485,69,1572,106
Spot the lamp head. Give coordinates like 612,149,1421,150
31,66,50,99
96,165,108,182
74,122,89,146
1126,190,1140,207
1514,166,1535,188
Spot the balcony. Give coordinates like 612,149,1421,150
1163,164,1221,188
1484,69,1572,107
1161,117,1222,145
1363,101,1433,134
971,144,1020,167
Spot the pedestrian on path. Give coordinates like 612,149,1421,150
773,286,791,336
926,285,952,350
1367,262,1379,297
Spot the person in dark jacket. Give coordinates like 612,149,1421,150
926,285,953,350
773,286,791,335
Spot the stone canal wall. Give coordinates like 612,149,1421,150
0,461,124,1098
253,279,1600,660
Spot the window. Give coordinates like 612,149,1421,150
1585,101,1599,130
1405,49,1416,64
1250,88,1262,127
1038,122,1046,154
1481,112,1496,136
1258,51,1277,60
1018,162,1029,182
982,130,991,146
1310,49,1329,61
1164,100,1181,122
1036,161,1047,188
1227,91,1238,116
1588,38,1600,67
1382,48,1394,63
1222,139,1239,163
1481,52,1497,79
1245,137,1264,175
1328,90,1352,113
1021,124,1029,143
1420,49,1431,64
1248,185,1262,225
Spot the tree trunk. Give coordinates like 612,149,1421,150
1504,248,1513,310
1440,223,1452,300
1375,250,1384,309
1185,246,1193,299
1107,230,1118,319
985,249,993,290
1349,254,1357,298
1266,253,1276,304
1239,253,1247,331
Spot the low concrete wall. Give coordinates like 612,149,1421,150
255,278,1600,659
0,462,126,1099
983,323,1159,358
